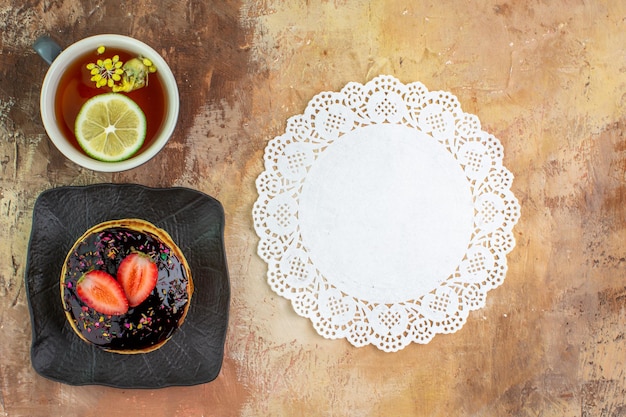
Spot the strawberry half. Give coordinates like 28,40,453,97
76,270,129,315
117,252,158,307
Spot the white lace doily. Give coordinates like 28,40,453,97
253,75,520,352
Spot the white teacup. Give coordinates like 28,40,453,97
35,34,179,172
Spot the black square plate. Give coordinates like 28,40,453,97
25,184,229,388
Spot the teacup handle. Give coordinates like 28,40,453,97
33,36,63,65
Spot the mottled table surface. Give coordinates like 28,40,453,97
1,1,625,416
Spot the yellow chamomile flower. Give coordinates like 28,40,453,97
86,51,124,89
85,46,157,91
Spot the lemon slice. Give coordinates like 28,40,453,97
75,93,147,162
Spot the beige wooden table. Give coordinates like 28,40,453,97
1,0,625,415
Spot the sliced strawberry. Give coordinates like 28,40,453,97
76,270,129,315
117,252,158,307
